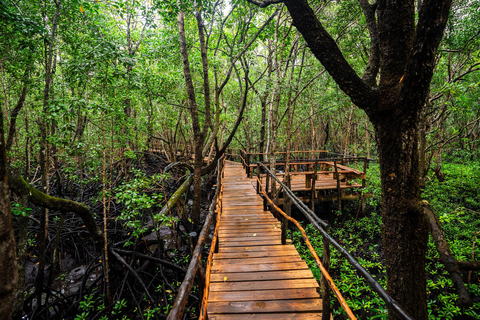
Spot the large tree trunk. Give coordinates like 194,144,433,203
374,113,428,320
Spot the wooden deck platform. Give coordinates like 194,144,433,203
207,161,327,319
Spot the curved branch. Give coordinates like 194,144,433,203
280,0,376,110
9,174,103,244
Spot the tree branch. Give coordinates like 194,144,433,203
9,174,103,244
246,0,284,8
280,0,376,110
401,0,453,110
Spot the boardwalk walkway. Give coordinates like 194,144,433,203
207,161,326,319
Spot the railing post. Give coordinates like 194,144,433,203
310,161,318,211
282,174,291,245
362,157,367,188
246,153,250,176
334,161,342,212
322,227,331,320
256,164,261,194
264,172,270,211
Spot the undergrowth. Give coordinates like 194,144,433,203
289,159,480,319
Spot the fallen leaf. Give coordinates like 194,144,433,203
245,247,249,250
253,233,256,237
223,276,228,282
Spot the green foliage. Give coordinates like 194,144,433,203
11,202,32,217
115,169,177,238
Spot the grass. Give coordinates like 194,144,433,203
288,159,480,319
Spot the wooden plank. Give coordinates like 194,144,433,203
219,244,297,253
213,255,303,267
220,235,279,242
210,279,319,292
211,269,315,282
208,298,322,313
208,313,323,320
218,225,280,230
219,240,282,247
214,249,298,260
218,232,281,238
219,219,278,224
220,214,273,218
219,227,280,232
208,288,319,302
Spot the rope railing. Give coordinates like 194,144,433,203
166,156,225,320
257,162,415,320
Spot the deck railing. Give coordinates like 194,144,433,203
257,162,414,320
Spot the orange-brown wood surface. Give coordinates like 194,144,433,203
207,161,328,319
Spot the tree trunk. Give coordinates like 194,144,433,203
374,113,428,320
0,91,17,320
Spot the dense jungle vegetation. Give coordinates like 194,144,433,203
0,0,479,319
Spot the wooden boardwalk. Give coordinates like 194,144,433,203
207,161,326,319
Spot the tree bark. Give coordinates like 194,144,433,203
177,2,205,226
374,115,428,319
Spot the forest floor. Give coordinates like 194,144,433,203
13,152,215,320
